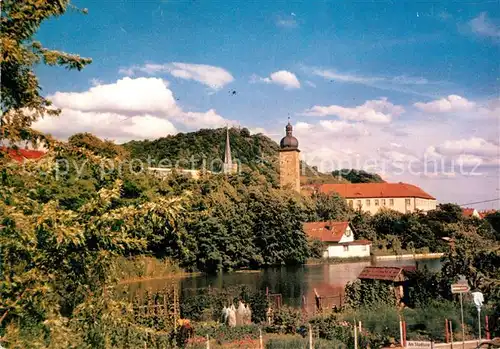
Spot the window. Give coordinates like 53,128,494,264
381,199,386,206
389,199,394,206
356,200,361,208
366,199,371,206
343,245,349,252
375,199,379,206
348,200,354,208
405,199,411,205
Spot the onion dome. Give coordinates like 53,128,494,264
280,121,299,149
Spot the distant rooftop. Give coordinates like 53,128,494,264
303,221,350,242
1,147,45,162
309,182,435,200
358,266,416,282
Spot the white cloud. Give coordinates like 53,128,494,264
469,12,500,39
276,15,298,28
312,68,382,84
306,67,444,98
33,77,231,141
50,77,180,116
257,70,301,89
318,120,369,136
435,137,499,158
303,98,404,124
120,62,234,89
90,78,103,86
305,80,316,88
181,109,228,129
294,122,313,131
414,95,476,113
34,110,178,143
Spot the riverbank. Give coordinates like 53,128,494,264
305,256,371,265
374,252,444,261
306,252,444,265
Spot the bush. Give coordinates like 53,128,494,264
265,336,344,349
310,312,394,348
308,238,326,258
267,306,303,334
344,280,397,308
342,305,399,341
193,322,260,344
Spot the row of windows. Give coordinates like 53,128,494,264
342,245,368,252
348,198,394,207
348,198,413,208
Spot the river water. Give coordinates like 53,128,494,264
130,258,442,311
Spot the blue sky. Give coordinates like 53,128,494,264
34,0,499,208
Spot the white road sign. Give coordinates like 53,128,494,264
406,341,432,348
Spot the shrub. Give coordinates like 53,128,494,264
193,322,260,344
265,336,344,349
310,312,394,348
344,279,397,308
341,305,399,343
267,306,303,334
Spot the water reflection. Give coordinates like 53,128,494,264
131,258,442,310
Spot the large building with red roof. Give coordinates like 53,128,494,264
303,221,371,259
304,182,437,214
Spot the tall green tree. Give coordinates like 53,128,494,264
1,0,92,143
312,192,350,221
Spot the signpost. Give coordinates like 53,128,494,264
451,279,470,349
471,291,484,341
406,341,431,349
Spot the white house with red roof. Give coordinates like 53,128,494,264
303,221,371,259
304,182,437,214
462,208,483,219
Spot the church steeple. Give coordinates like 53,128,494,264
223,126,235,174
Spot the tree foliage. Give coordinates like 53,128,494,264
331,169,385,183
344,280,397,308
484,211,500,240
1,0,92,143
68,133,129,159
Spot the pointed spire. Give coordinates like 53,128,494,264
223,126,233,173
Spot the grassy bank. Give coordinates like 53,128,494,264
111,256,188,284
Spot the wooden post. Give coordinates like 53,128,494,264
354,321,358,349
359,321,362,333
309,324,313,349
206,334,210,349
399,318,404,347
259,328,263,349
445,319,450,343
449,320,454,349
485,315,490,340
403,320,407,347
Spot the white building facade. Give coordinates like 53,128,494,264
304,221,372,259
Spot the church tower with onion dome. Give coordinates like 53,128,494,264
279,119,300,192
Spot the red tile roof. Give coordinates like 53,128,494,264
479,210,497,218
303,221,350,242
0,147,45,162
313,182,435,200
462,208,476,217
462,208,473,216
358,266,409,281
